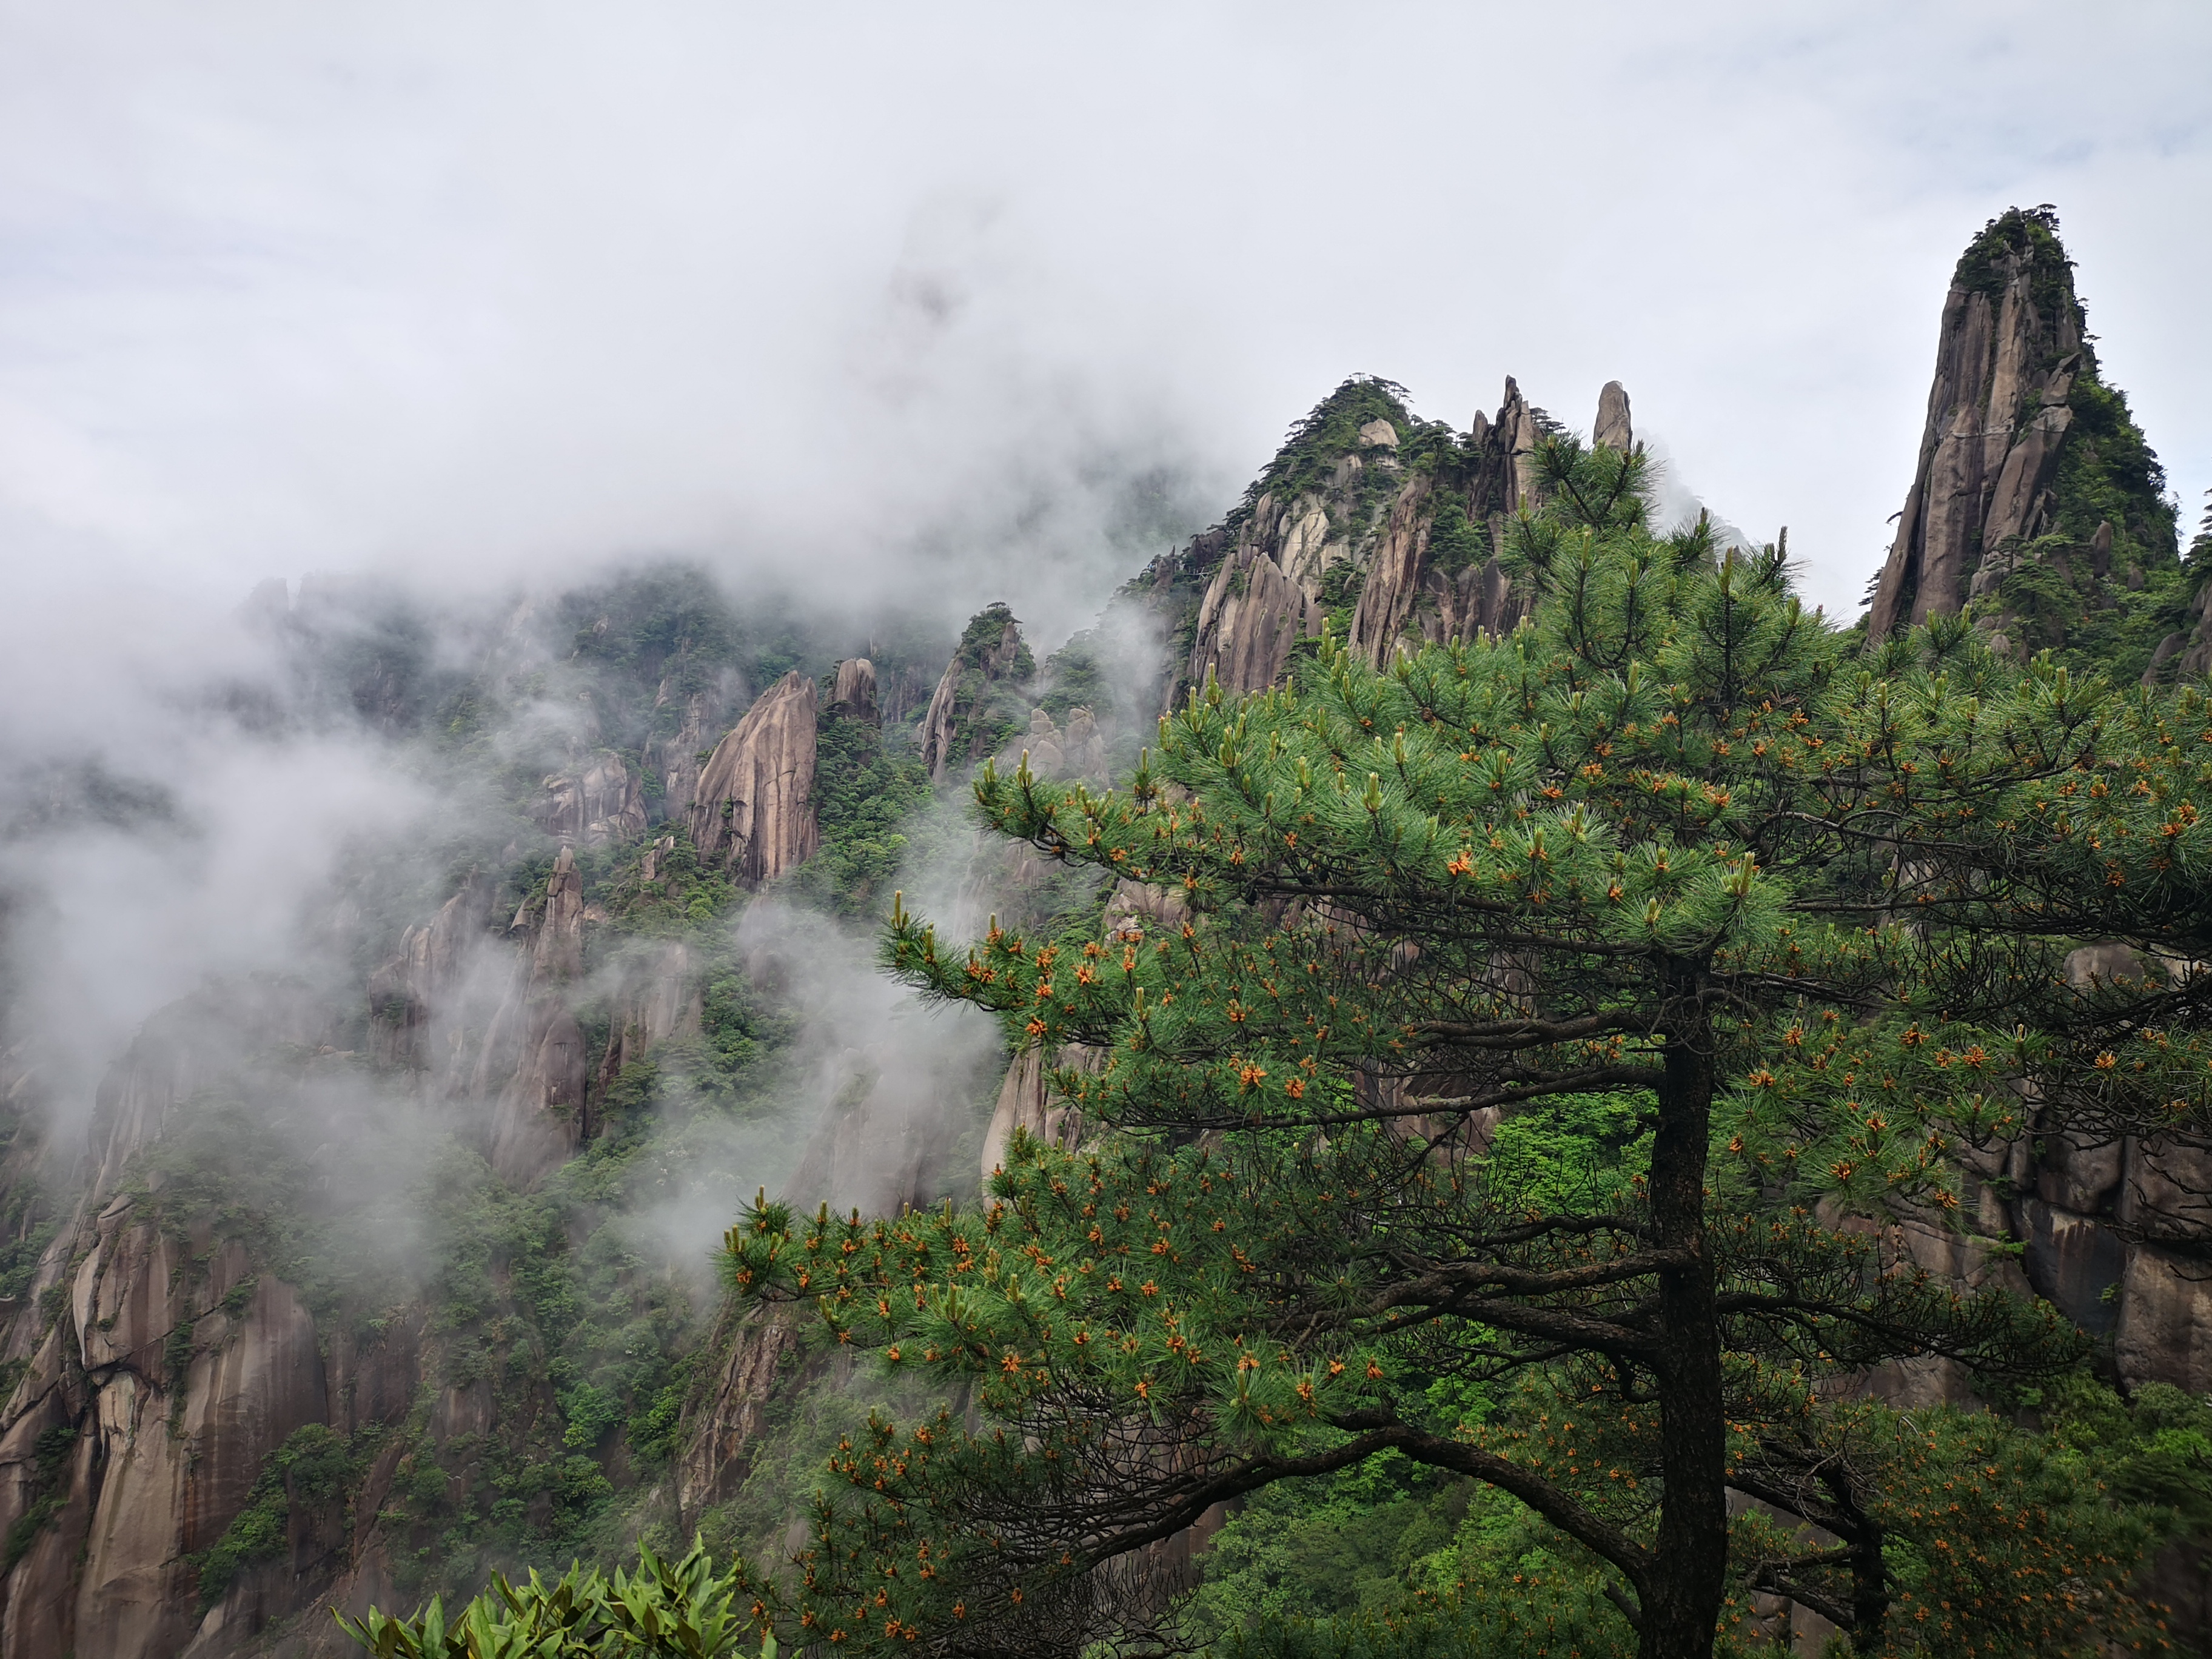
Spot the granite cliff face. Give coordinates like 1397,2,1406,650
1165,374,1633,704
918,605,1033,780
529,754,648,847
0,1000,421,1659
1865,207,2183,679
481,846,591,1184
1867,207,2089,639
689,671,820,887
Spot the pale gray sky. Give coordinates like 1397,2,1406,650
2,0,2208,633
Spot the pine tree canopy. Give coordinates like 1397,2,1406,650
726,437,2212,1659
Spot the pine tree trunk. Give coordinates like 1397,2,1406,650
1641,959,1728,1659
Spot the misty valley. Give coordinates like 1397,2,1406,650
7,206,2212,1659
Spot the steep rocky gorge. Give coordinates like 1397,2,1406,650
0,206,2206,1657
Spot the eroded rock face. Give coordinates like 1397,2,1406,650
530,751,647,846
675,1309,809,1524
1347,473,1441,666
980,1044,1101,1184
1594,381,1634,453
1017,708,1107,781
831,657,879,723
1347,376,1612,671
1178,377,1625,695
482,846,591,1185
89,984,329,1199
0,1202,370,1659
1867,210,2088,641
1187,546,1317,696
367,870,495,1081
592,939,705,1095
779,1057,960,1221
645,679,731,827
2116,1244,2212,1393
920,608,1031,780
690,671,820,885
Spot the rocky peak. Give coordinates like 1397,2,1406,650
1865,206,2178,665
830,657,879,723
1344,377,1599,671
1167,375,1627,699
919,605,1033,780
688,671,821,887
1594,381,1634,453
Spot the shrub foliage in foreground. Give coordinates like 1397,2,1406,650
338,1540,774,1658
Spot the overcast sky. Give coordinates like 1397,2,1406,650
2,0,2208,637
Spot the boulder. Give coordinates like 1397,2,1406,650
830,657,879,723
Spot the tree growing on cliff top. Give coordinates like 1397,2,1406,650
729,438,2212,1659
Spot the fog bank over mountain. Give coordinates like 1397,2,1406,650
2,0,2207,627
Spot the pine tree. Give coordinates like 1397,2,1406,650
729,437,2212,1659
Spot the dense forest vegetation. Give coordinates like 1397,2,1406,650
362,432,2212,1659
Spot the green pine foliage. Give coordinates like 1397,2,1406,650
726,433,2212,1658
1425,494,1489,577
1951,207,2185,684
195,1423,357,1609
1234,378,1418,531
931,604,1037,776
789,707,934,918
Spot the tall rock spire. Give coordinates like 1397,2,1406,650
1865,207,2181,675
918,605,1032,780
1866,209,2088,641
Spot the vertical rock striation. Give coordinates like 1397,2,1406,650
483,846,590,1184
367,870,494,1084
529,752,647,846
1185,547,1318,696
919,606,1033,780
645,678,731,829
1866,208,2084,639
1863,205,2185,663
689,671,820,886
830,657,879,723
